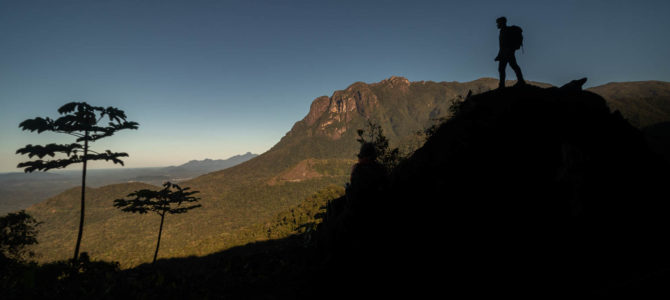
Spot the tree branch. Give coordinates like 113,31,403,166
17,157,82,172
16,143,83,159
18,117,55,133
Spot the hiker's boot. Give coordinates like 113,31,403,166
513,68,526,86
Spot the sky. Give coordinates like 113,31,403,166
1,0,669,172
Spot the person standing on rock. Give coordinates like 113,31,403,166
495,16,526,89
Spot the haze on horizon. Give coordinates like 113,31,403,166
2,0,669,172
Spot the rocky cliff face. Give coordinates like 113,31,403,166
297,76,494,141
304,81,381,139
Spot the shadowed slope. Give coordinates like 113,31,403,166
379,83,670,296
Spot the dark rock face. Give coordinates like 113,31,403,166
326,83,670,296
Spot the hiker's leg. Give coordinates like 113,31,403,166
498,60,507,88
509,54,525,84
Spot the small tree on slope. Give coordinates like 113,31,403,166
356,120,401,171
16,102,138,262
114,182,201,264
0,210,41,262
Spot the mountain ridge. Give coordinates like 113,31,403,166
24,76,670,267
170,152,257,169
587,80,670,128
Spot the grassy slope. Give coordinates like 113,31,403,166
588,80,670,128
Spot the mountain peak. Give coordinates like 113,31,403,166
380,75,410,86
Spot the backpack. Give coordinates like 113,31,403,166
508,25,523,50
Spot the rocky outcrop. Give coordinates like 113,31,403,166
373,75,411,93
299,76,437,140
305,96,330,126
302,81,380,139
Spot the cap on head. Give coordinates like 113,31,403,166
496,16,507,25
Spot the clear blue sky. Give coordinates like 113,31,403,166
2,0,669,172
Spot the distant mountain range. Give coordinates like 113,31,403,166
0,153,257,215
23,77,670,267
160,152,258,178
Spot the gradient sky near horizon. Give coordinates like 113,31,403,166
2,0,670,172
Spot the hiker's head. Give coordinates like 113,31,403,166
358,142,377,160
496,16,507,28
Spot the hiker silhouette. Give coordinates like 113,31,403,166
495,16,525,88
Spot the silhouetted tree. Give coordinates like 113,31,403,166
0,210,41,262
16,102,139,262
356,120,400,171
114,182,201,263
